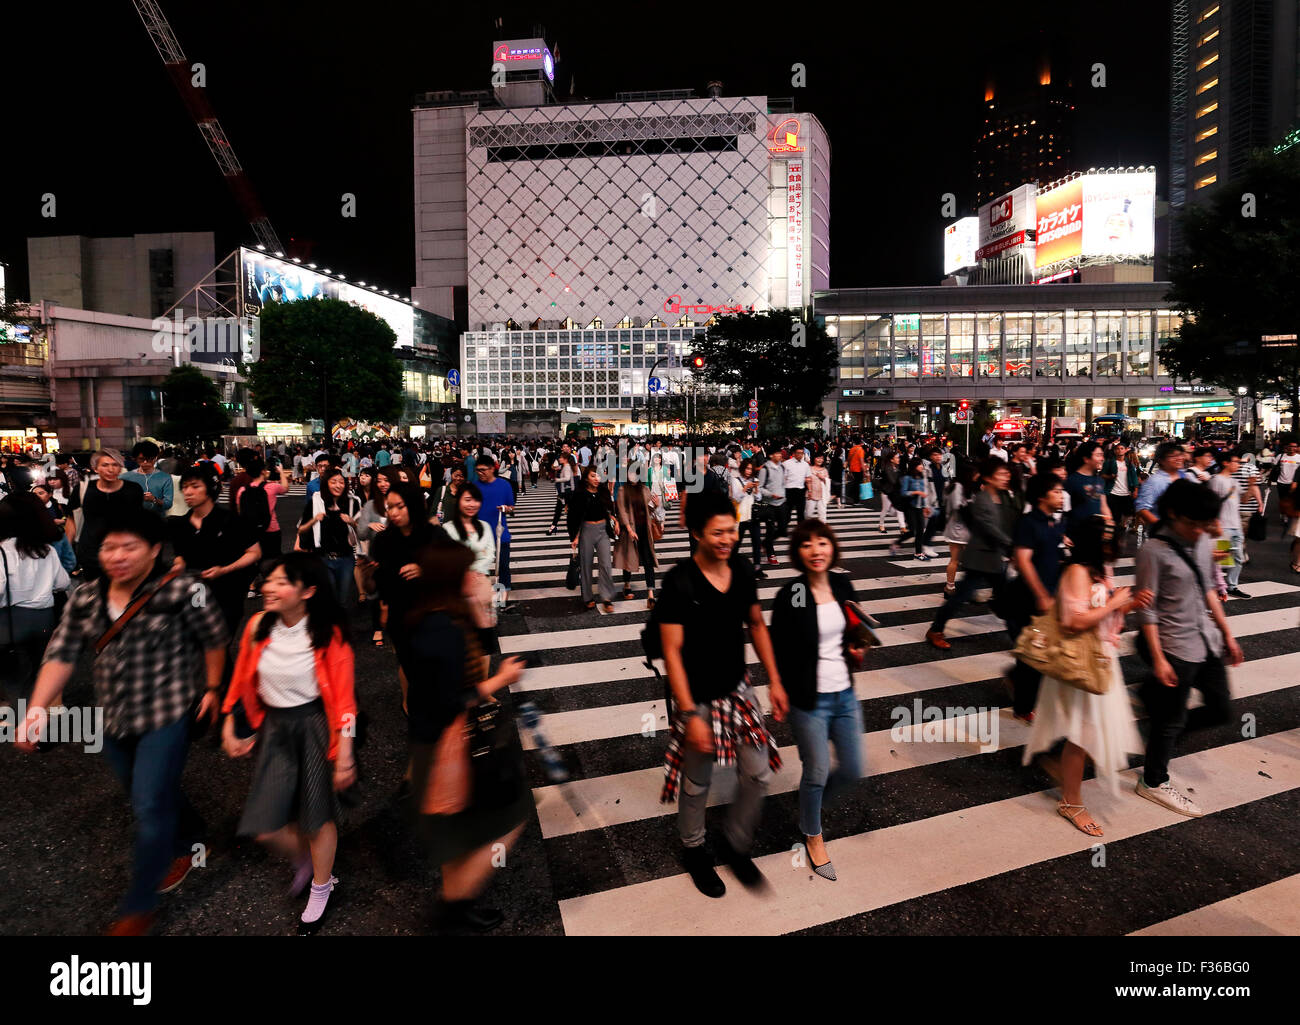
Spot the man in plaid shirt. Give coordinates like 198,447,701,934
18,510,228,935
658,490,787,898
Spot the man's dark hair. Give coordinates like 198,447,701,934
1157,478,1222,523
1155,441,1184,465
55,451,72,464
100,508,167,548
1026,472,1063,507
315,454,331,466
686,489,736,536
1193,446,1215,461
978,457,1008,480
179,465,221,501
475,453,497,469
131,441,159,461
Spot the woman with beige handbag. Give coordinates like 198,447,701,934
1021,517,1151,837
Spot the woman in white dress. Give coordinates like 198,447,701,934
1022,517,1151,837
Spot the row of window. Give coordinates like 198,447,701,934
485,136,740,163
825,311,1181,380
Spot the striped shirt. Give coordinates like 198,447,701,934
1232,464,1262,514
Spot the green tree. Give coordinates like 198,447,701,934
245,298,404,429
1166,148,1300,432
155,364,230,443
692,311,838,432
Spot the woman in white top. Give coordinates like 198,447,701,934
940,463,977,595
0,492,72,698
769,521,867,882
1022,518,1150,837
804,453,830,522
437,482,498,650
222,553,357,934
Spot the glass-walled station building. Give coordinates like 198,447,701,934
815,282,1240,437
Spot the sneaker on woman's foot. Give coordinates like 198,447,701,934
158,853,196,893
1135,778,1204,817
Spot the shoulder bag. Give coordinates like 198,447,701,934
1011,581,1111,694
1247,490,1269,542
1133,531,1209,665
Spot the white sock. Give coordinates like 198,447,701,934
301,877,337,923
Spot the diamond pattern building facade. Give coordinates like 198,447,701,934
414,89,829,420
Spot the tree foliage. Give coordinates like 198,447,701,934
692,310,837,431
245,298,404,428
1165,148,1300,426
155,364,230,443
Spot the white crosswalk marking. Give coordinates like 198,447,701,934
495,482,1300,935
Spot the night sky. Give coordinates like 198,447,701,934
4,0,1169,305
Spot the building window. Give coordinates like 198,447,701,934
1155,312,1181,376
1196,52,1219,71
1197,4,1219,23
865,316,891,379
949,313,975,378
1198,28,1219,46
892,314,920,379
977,313,1002,378
1195,124,1218,142
1195,149,1217,166
1195,173,1218,189
1004,314,1032,378
1123,312,1150,376
1195,101,1218,119
921,315,947,378
1034,313,1063,379
1196,76,1219,94
1067,311,1096,378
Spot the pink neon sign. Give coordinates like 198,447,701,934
663,295,755,316
770,118,804,153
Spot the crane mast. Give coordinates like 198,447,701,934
131,0,284,253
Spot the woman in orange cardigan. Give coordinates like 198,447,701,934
222,552,357,934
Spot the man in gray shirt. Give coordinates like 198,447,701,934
1135,479,1243,818
756,450,786,566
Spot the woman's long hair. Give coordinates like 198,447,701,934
1066,516,1116,579
318,467,350,511
253,552,350,649
405,538,474,631
0,492,61,560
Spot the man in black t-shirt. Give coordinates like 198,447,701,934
1006,474,1068,721
657,490,787,898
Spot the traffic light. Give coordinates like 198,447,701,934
690,355,705,370
632,404,640,422
959,400,969,411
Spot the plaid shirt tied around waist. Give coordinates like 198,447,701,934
660,680,781,803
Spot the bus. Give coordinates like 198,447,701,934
1187,413,1237,448
1091,414,1142,442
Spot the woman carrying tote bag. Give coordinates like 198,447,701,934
1021,517,1150,838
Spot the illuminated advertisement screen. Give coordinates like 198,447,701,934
1082,171,1156,259
492,38,554,81
976,183,1036,262
240,248,413,350
943,216,978,274
1033,177,1084,268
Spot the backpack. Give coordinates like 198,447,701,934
641,563,698,709
239,481,272,533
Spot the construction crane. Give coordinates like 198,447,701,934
131,0,284,253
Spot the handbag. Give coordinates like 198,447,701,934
859,481,874,501
0,547,21,664
465,698,526,813
1012,598,1111,694
1247,491,1269,542
841,599,881,668
564,552,580,590
421,711,471,815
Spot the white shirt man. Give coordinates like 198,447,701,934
578,444,592,467
782,448,811,490
988,439,1009,462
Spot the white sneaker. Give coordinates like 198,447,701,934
1135,778,1204,817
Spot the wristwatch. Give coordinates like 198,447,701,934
679,707,700,720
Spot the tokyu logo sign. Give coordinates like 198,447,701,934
770,118,805,153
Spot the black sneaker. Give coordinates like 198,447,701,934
717,836,764,889
1227,587,1252,599
683,846,726,898
434,898,504,932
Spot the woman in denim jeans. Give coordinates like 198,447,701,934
892,458,932,560
769,520,866,882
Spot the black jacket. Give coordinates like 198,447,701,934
769,571,859,712
566,484,614,542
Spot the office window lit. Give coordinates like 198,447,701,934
1195,150,1217,166
1196,52,1219,71
1195,124,1219,142
1196,76,1219,94
1198,28,1220,45
1197,4,1219,22
1196,101,1219,118
1195,173,1218,189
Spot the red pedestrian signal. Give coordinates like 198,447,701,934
690,355,705,369
959,400,969,411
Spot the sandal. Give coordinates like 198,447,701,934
622,589,634,600
1057,802,1103,837
585,601,596,610
601,602,615,614
372,631,384,648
